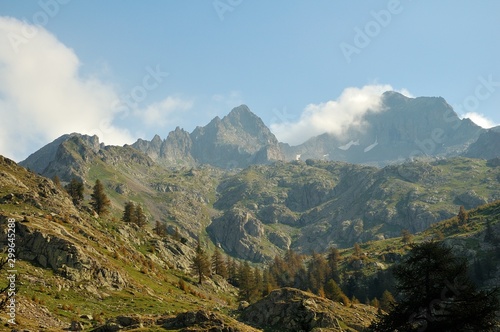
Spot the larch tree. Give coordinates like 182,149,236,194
212,248,228,278
191,240,211,284
122,201,136,223
90,179,110,216
458,205,468,224
327,246,341,283
65,178,84,206
134,204,147,227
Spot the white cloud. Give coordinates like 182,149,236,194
0,17,135,161
271,84,411,145
138,96,193,127
460,112,498,129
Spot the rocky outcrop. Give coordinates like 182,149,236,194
207,209,272,262
456,190,488,209
241,288,378,331
163,310,257,332
14,221,127,289
92,311,259,332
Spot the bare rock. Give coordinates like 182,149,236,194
242,288,378,331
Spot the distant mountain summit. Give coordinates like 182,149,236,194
20,94,497,173
132,105,285,168
282,92,485,165
464,126,500,160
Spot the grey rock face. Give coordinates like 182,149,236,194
464,128,500,160
132,105,285,168
242,288,377,331
207,209,272,262
283,92,485,166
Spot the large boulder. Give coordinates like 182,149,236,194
241,288,378,331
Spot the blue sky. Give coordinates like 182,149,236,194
0,0,499,161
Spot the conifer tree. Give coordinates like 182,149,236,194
307,252,329,294
401,229,413,244
90,179,110,216
327,246,341,283
191,240,211,284
153,220,167,236
325,278,346,303
52,175,61,187
227,257,238,286
134,204,147,226
65,178,84,206
262,268,277,296
458,205,468,223
353,243,362,258
380,290,396,312
238,261,254,301
252,266,263,301
122,201,136,223
370,297,380,309
212,248,228,278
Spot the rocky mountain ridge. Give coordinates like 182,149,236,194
21,92,499,174
132,104,285,169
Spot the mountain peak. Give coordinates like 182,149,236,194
227,104,252,116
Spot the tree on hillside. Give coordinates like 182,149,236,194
325,278,347,304
380,290,396,312
90,179,110,216
134,204,147,226
307,252,329,295
458,205,468,224
401,229,413,244
52,175,61,188
353,243,362,258
122,201,137,223
212,248,228,278
65,178,84,206
153,220,167,236
191,240,211,284
370,241,499,331
327,246,341,283
238,261,256,302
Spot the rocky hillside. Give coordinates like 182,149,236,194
132,105,285,168
0,155,239,330
209,157,500,261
